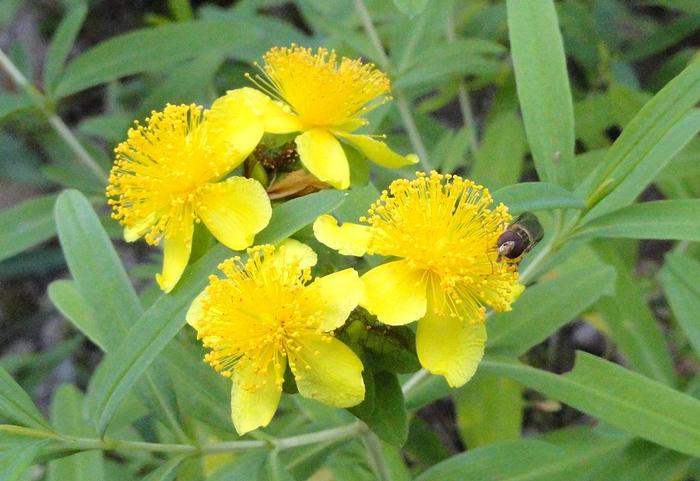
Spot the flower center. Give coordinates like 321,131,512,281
254,45,390,128
196,247,326,389
106,104,228,245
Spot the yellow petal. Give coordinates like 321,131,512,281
313,214,371,257
291,333,364,407
195,177,272,251
275,239,318,269
230,360,284,435
416,311,486,388
337,133,419,168
309,268,363,331
264,100,304,133
295,128,350,190
155,207,194,293
360,260,427,326
207,87,269,170
123,212,157,242
185,290,207,331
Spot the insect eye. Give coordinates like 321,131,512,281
497,231,526,259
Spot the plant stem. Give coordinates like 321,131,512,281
444,15,479,154
0,47,109,184
401,368,430,396
352,0,432,171
361,427,393,481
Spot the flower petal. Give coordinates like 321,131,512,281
337,133,419,168
231,360,284,435
185,290,207,331
360,260,428,326
207,87,269,171
295,128,350,190
291,333,364,407
313,214,371,257
309,268,363,331
416,311,486,388
123,212,156,242
264,100,304,133
276,239,318,269
155,206,194,293
195,177,272,251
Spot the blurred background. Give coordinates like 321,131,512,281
1,0,700,470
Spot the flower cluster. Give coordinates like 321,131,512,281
107,45,524,435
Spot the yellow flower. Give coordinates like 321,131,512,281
313,172,522,387
211,45,418,190
106,104,272,293
186,240,365,434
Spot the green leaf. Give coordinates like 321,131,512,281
86,190,346,434
48,384,105,481
393,0,429,16
470,111,527,191
574,200,700,241
487,266,615,355
507,0,575,186
583,59,700,206
415,439,561,481
141,456,184,481
0,194,57,263
138,53,223,118
363,372,408,447
54,190,183,439
589,441,691,481
594,241,676,385
54,18,304,97
491,182,585,215
208,451,267,481
623,13,700,62
0,93,33,120
0,441,44,481
43,3,88,94
586,108,700,219
0,366,51,430
661,253,700,359
48,280,105,350
455,372,522,448
482,352,700,457
395,41,503,88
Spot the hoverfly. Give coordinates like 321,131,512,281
497,212,544,261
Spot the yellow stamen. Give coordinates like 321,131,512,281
254,45,391,127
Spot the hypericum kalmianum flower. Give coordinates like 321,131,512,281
186,240,365,434
314,172,523,387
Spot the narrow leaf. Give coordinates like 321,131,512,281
661,253,700,359
482,352,700,457
48,385,105,481
0,366,51,430
0,442,44,481
0,194,57,263
470,111,527,190
55,18,305,97
86,190,346,434
488,266,616,355
43,4,88,94
48,280,105,350
492,182,584,215
507,0,575,186
584,59,700,204
574,200,700,241
142,456,184,481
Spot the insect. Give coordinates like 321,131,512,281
497,212,544,261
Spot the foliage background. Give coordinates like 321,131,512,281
1,0,700,480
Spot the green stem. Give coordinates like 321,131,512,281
352,0,432,171
444,15,479,154
0,48,109,184
361,427,393,481
401,368,430,396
